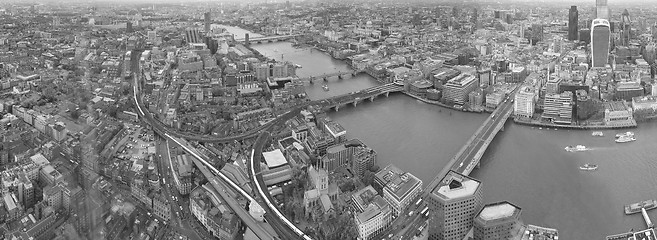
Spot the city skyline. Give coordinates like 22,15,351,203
0,0,656,240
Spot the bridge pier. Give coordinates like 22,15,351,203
334,105,340,111
323,77,328,82
369,96,375,102
385,92,390,97
352,101,358,107
338,75,343,80
351,72,356,77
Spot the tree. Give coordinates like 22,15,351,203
339,180,355,192
71,110,81,119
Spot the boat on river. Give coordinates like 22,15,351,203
322,84,329,91
579,164,598,171
565,145,588,152
592,131,604,137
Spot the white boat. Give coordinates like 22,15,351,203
579,163,598,171
615,136,636,143
592,131,604,137
565,145,587,152
322,84,329,91
294,64,302,68
615,131,634,138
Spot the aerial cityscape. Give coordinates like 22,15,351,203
1,0,657,240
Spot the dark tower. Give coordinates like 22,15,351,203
126,21,133,33
568,6,579,41
245,33,250,46
204,12,211,33
621,9,631,46
472,8,478,30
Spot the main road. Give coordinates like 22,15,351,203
424,86,518,195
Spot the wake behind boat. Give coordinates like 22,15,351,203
565,145,588,152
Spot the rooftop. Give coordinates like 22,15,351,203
604,101,628,112
262,149,288,168
324,121,346,138
477,201,521,222
375,165,422,202
432,170,480,201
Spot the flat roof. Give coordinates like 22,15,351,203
3,195,16,211
325,121,346,138
634,229,656,240
262,149,288,168
376,165,422,202
30,153,50,167
478,202,518,221
432,171,480,200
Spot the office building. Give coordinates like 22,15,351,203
442,74,478,105
352,186,393,240
543,92,574,124
427,170,483,240
603,101,633,123
190,185,240,240
591,19,611,67
204,12,211,33
176,154,193,195
473,201,524,240
374,165,423,218
620,9,631,46
596,0,610,20
147,30,157,43
185,28,203,44
352,147,377,179
514,86,536,118
568,6,579,41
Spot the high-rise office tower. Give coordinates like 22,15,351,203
126,21,133,33
204,12,211,33
427,170,483,240
591,19,611,67
185,28,203,44
568,6,578,41
621,9,631,46
596,0,610,20
473,201,524,239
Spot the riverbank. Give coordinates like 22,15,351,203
513,118,637,130
403,92,485,113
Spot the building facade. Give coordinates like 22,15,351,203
514,86,536,118
427,170,483,240
374,165,423,218
473,201,523,240
442,74,478,105
591,19,611,67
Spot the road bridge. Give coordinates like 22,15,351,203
423,86,520,196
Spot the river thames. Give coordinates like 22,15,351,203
249,38,657,239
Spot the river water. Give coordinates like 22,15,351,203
250,39,657,239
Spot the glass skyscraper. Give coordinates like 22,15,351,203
591,19,611,67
